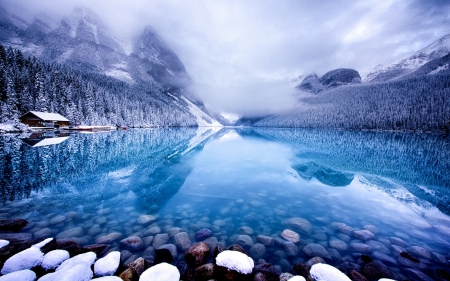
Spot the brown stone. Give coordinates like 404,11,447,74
184,242,211,268
194,263,215,281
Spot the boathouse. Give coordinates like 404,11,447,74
19,111,70,128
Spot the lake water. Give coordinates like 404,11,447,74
1,128,449,279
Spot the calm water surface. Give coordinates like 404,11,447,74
0,128,449,278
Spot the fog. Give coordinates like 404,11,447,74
3,0,450,116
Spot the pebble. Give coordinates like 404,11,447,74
389,237,409,248
407,245,431,260
144,226,161,236
283,218,312,234
249,243,267,259
365,240,390,255
283,242,299,256
137,215,156,225
195,228,212,241
157,244,177,259
95,232,123,244
152,233,169,249
256,235,274,247
349,242,372,254
120,236,144,252
34,228,53,239
49,215,67,225
352,230,374,241
329,237,348,252
238,226,254,235
237,235,254,248
303,243,331,259
371,251,397,265
174,232,192,252
55,227,84,239
281,229,300,243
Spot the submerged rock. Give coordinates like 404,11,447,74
184,242,211,268
249,243,267,259
0,219,28,232
281,229,300,243
120,236,144,252
352,230,374,241
237,235,254,248
283,218,312,234
195,228,213,241
360,262,395,280
303,243,331,259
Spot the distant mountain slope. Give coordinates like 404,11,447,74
0,5,222,127
365,34,450,82
296,68,361,93
238,73,450,132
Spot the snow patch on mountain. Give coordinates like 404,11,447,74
366,34,450,82
181,96,223,127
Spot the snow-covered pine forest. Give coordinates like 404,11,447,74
0,45,198,127
238,72,450,132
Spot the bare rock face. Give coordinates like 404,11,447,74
184,242,211,268
296,69,361,93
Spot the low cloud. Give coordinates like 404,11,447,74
3,0,450,116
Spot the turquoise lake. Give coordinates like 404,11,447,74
0,128,449,278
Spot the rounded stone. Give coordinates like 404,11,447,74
349,242,372,254
152,233,169,249
283,242,299,256
184,242,211,268
174,232,192,252
49,215,67,225
238,226,254,235
137,215,156,225
256,235,274,247
144,226,161,236
249,243,267,259
281,229,300,243
236,235,254,248
157,244,177,259
56,227,84,239
95,232,123,244
353,230,375,241
283,217,312,234
329,238,348,252
120,236,144,252
195,228,212,241
302,243,331,259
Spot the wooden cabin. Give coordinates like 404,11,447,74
19,111,70,128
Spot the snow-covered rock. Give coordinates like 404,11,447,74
33,238,54,249
39,262,93,281
1,247,44,274
310,263,351,281
92,277,123,281
288,276,306,281
41,250,70,270
0,239,9,249
0,269,36,281
94,251,120,277
378,279,397,281
215,250,254,274
55,251,96,272
139,262,180,281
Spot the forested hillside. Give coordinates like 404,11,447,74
238,72,450,132
0,45,199,127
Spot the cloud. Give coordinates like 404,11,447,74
2,0,450,116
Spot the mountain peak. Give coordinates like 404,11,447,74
365,33,450,82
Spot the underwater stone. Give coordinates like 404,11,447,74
34,228,53,239
363,225,379,234
237,235,254,248
88,225,102,236
152,233,169,249
249,243,266,259
238,226,254,235
56,227,84,239
137,215,156,226
120,236,144,252
403,268,435,281
365,240,390,255
281,229,300,243
371,251,397,265
329,237,348,252
49,216,66,226
144,226,161,236
303,243,331,259
95,232,123,244
407,245,431,260
330,222,354,236
157,244,177,259
174,232,192,252
360,262,395,280
256,235,274,247
337,233,351,242
352,230,374,241
195,228,213,241
349,242,372,254
283,218,312,234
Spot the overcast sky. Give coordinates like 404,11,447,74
3,0,450,116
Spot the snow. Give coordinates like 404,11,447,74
105,62,134,83
27,111,69,122
0,239,9,249
220,112,239,123
92,277,123,281
39,262,93,281
378,279,397,281
33,238,53,249
310,263,351,281
1,247,44,275
0,124,17,132
429,64,449,75
26,137,70,147
181,96,222,127
55,251,96,272
288,277,306,281
215,250,254,274
0,269,36,281
42,250,70,270
139,262,180,281
94,251,120,277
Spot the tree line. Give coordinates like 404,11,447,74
0,45,198,127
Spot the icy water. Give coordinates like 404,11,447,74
1,128,450,278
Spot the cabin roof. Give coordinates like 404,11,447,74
20,111,69,122
22,137,69,147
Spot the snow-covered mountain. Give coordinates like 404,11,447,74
296,68,361,93
365,34,450,82
0,5,222,127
